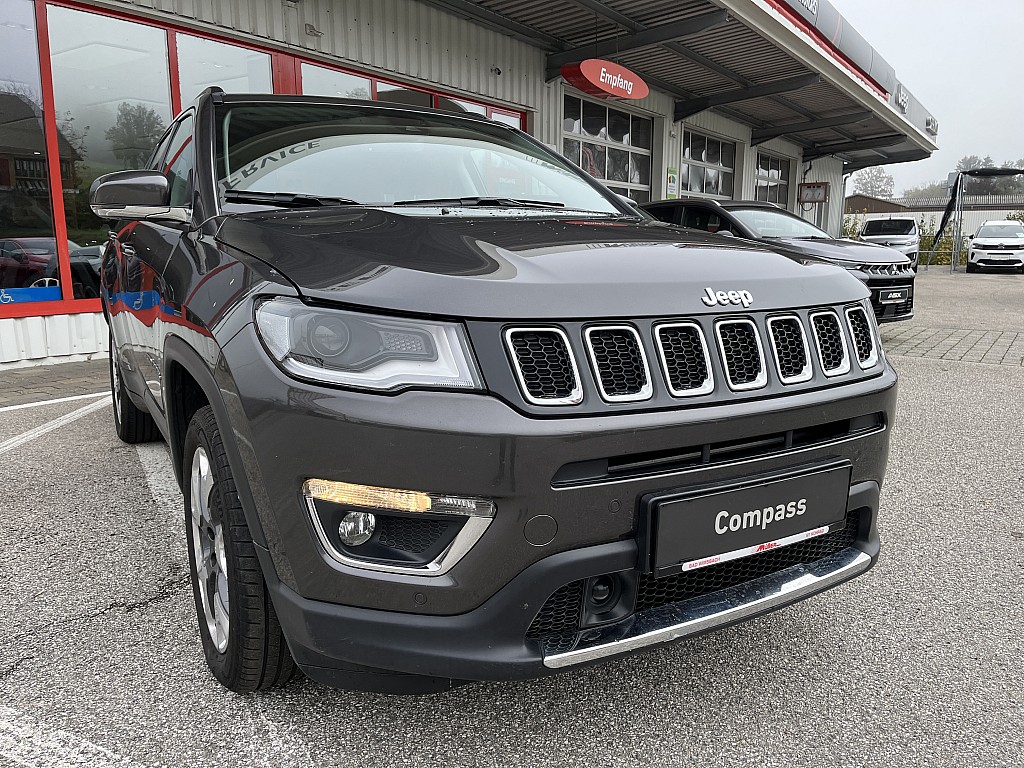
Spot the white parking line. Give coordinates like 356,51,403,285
0,392,108,414
0,705,143,768
0,397,111,456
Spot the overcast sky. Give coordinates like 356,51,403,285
832,0,1024,195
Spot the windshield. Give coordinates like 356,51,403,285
976,224,1024,239
862,220,916,236
216,104,621,214
728,208,830,239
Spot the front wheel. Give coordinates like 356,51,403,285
966,262,977,274
183,405,295,692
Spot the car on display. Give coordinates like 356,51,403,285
0,237,76,290
966,220,1024,273
642,198,916,322
857,217,921,270
91,88,896,694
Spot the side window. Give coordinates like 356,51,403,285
163,114,195,208
146,128,175,171
681,207,711,230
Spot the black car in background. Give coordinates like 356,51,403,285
89,89,895,694
643,198,916,322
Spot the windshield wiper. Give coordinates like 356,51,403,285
390,196,565,209
223,190,361,207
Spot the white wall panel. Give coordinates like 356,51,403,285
0,313,106,367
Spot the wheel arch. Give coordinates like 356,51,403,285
163,334,268,549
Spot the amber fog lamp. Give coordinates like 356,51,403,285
303,479,495,518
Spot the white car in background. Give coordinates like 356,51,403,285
967,220,1024,273
858,218,921,270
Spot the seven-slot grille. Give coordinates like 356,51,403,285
809,311,851,376
504,306,878,407
767,315,812,384
845,307,878,368
654,322,714,397
505,328,583,405
584,326,653,402
715,319,767,391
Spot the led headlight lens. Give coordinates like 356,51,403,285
255,297,482,391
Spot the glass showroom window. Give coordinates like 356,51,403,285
755,153,791,204
176,35,272,103
680,129,735,198
47,6,172,296
561,94,653,203
0,0,64,306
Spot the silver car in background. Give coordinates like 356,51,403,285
859,218,920,270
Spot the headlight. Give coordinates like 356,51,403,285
255,297,482,392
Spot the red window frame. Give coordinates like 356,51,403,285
3,0,526,321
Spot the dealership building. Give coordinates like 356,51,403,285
0,0,938,366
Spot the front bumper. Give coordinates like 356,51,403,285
863,277,914,322
267,481,879,689
970,250,1023,268
218,323,895,685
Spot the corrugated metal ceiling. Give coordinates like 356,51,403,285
427,0,926,166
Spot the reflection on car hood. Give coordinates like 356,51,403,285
214,208,869,319
764,237,911,266
973,237,1024,246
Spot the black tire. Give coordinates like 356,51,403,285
183,405,295,692
109,331,159,443
966,262,977,274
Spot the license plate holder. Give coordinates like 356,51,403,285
639,461,852,578
879,288,907,304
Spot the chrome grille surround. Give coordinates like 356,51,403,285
504,327,584,406
653,321,714,397
766,314,813,384
714,318,767,392
583,325,653,403
845,306,879,369
809,310,851,377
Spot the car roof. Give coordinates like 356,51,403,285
642,197,784,211
980,219,1023,226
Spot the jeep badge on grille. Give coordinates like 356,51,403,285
701,287,753,308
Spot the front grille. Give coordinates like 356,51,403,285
585,326,652,402
376,516,451,554
716,319,766,390
526,580,584,638
767,316,811,383
506,328,582,405
861,263,914,277
527,510,862,644
810,311,850,375
845,307,877,367
635,509,861,612
655,322,713,396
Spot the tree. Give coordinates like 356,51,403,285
901,180,948,199
852,166,894,198
104,102,166,169
993,159,1024,195
956,155,997,194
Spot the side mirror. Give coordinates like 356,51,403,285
968,234,974,239
89,170,188,223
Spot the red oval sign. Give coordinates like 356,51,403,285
560,59,649,100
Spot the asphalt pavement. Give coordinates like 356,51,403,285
1,269,1021,767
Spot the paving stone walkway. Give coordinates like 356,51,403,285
881,326,1024,366
0,359,108,408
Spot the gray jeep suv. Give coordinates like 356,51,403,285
91,89,895,694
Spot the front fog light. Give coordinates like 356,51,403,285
339,511,376,546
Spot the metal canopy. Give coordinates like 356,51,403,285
421,0,935,169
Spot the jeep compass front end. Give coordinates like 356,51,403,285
92,89,895,694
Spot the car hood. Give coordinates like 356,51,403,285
214,208,869,319
763,237,910,266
